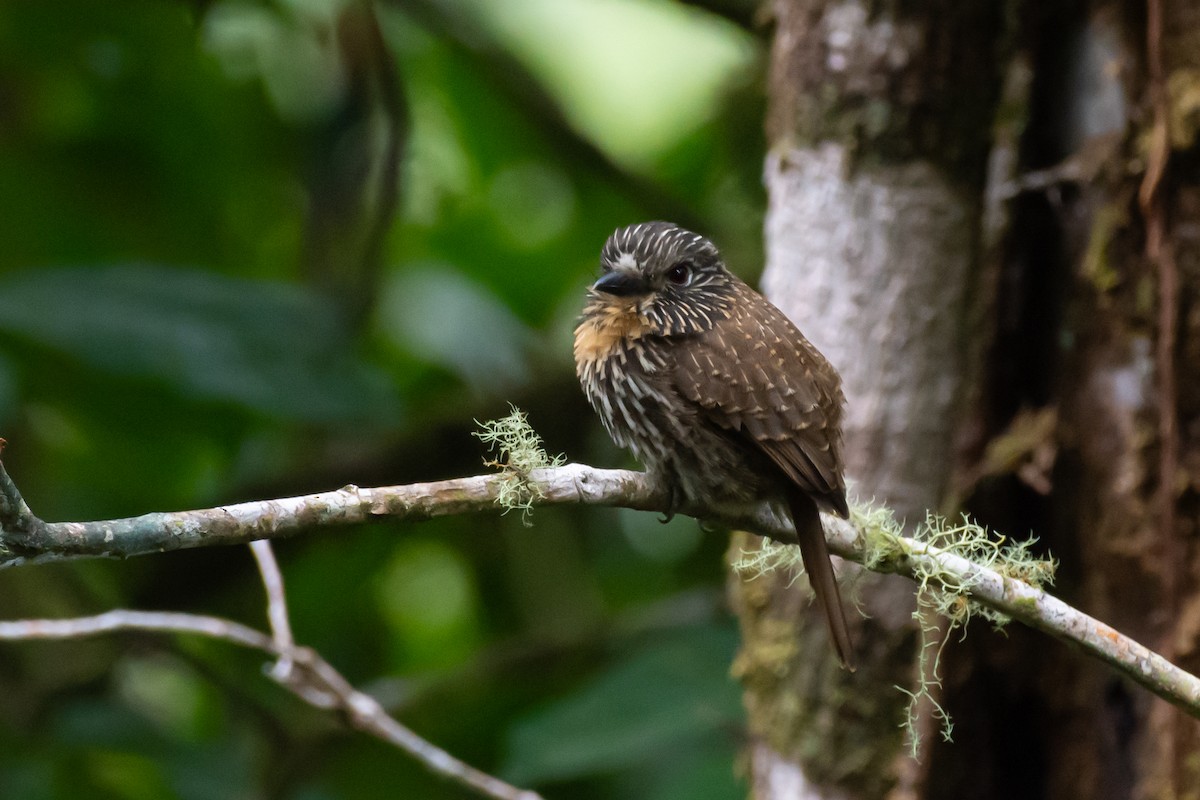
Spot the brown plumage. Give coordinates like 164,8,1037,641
574,221,854,669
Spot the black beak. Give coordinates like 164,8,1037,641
592,269,648,297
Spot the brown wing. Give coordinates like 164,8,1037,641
674,281,848,517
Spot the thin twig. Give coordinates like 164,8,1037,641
251,541,294,649
0,438,37,536
0,610,277,650
0,607,543,800
250,540,298,685
293,652,542,800
246,538,540,799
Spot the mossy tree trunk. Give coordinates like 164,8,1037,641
731,1,1004,797
929,2,1200,797
732,0,1200,797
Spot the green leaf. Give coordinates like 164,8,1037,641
83,751,177,800
0,265,400,424
501,624,742,785
376,266,533,396
613,737,744,800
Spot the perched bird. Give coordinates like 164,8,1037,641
574,221,854,669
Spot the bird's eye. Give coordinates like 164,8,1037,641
665,262,692,286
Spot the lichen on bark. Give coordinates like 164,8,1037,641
737,0,1006,796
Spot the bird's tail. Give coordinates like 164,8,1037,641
785,490,855,671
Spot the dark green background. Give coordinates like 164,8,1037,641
0,2,766,797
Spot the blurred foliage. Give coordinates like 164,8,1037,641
0,0,766,797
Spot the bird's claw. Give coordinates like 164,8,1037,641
658,485,678,524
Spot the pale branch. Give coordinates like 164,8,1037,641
246,539,543,800
1,456,1198,718
0,554,544,800
251,539,299,686
880,531,1200,717
0,610,276,651
0,462,668,566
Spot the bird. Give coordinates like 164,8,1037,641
574,221,854,669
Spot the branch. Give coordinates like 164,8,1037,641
875,526,1200,717
0,610,276,650
0,439,36,536
0,462,668,564
246,540,541,800
1,454,1198,718
0,547,543,800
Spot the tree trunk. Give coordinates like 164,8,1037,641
732,0,1200,797
731,1,1003,797
930,2,1200,798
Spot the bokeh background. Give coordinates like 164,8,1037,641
0,1,772,798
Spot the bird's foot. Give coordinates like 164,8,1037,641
658,484,679,524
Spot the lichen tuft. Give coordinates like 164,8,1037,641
474,405,564,526
732,497,1057,758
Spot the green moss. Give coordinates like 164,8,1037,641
1081,202,1127,295
1168,68,1200,150
732,499,1056,758
474,405,564,526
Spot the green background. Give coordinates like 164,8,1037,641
0,1,768,798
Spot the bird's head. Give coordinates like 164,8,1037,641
589,221,735,335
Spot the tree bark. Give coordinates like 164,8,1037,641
930,2,1200,798
731,1,1003,797
733,0,1200,797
